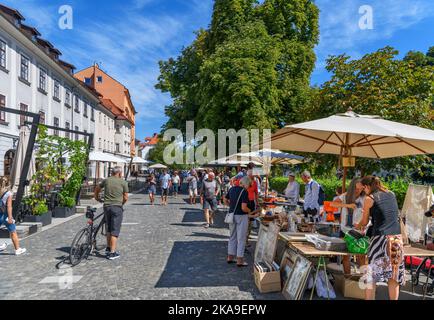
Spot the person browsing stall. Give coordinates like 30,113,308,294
301,171,321,222
224,176,260,267
284,172,300,204
94,167,129,260
355,176,405,301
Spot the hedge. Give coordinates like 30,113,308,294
269,176,431,209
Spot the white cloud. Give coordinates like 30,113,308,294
312,0,434,84
316,0,434,57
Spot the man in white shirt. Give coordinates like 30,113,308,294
284,172,300,204
301,171,320,222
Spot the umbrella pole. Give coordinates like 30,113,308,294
342,167,347,193
266,174,269,197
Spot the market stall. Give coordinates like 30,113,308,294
253,202,434,300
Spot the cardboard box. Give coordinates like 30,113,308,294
254,267,281,293
333,274,376,300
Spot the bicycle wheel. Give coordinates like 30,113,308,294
93,221,107,252
69,228,91,266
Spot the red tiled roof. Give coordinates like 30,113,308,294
100,98,133,125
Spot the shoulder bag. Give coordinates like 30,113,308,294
225,189,245,225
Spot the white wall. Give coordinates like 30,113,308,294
0,21,99,175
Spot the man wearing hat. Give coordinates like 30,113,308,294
284,171,300,205
200,172,219,228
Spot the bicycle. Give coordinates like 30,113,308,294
69,206,107,266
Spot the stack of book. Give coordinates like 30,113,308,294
255,261,280,273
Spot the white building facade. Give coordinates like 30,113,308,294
0,6,99,176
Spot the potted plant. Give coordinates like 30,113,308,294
23,198,52,226
52,195,76,218
53,137,88,217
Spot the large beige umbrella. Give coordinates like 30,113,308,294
268,109,434,191
9,126,36,193
227,149,304,195
149,163,168,169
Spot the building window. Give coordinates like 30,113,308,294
104,115,106,125
19,103,28,126
65,89,71,106
83,102,88,117
74,95,80,113
74,126,79,141
97,76,103,83
39,111,45,124
91,106,95,121
104,140,106,151
116,124,120,134
65,122,70,139
115,143,120,153
53,79,60,100
0,94,5,122
39,67,47,92
84,77,91,85
98,138,102,149
20,54,30,81
0,40,6,68
53,117,59,136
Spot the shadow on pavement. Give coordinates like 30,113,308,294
182,211,205,223
186,232,229,240
170,223,204,228
155,240,253,292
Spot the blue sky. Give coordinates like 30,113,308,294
4,0,434,140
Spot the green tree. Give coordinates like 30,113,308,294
156,0,319,135
305,46,434,176
198,20,281,132
207,0,256,53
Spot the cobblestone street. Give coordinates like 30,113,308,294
0,192,282,300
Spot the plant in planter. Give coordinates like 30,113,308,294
51,132,88,218
24,126,60,225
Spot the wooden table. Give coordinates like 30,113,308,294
287,241,434,300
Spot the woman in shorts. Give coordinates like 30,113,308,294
147,174,157,205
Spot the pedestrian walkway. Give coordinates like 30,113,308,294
0,192,431,300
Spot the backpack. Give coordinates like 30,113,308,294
308,181,325,206
0,191,9,214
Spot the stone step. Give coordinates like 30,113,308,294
0,225,30,238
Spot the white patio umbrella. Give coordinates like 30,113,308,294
130,157,151,164
88,151,127,163
9,126,36,193
207,157,262,167
268,109,434,191
149,163,168,169
227,149,304,195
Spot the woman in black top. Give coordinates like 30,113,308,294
224,176,260,267
356,176,404,300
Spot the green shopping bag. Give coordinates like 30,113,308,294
344,232,370,255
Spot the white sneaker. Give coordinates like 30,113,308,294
0,243,7,252
15,248,26,256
